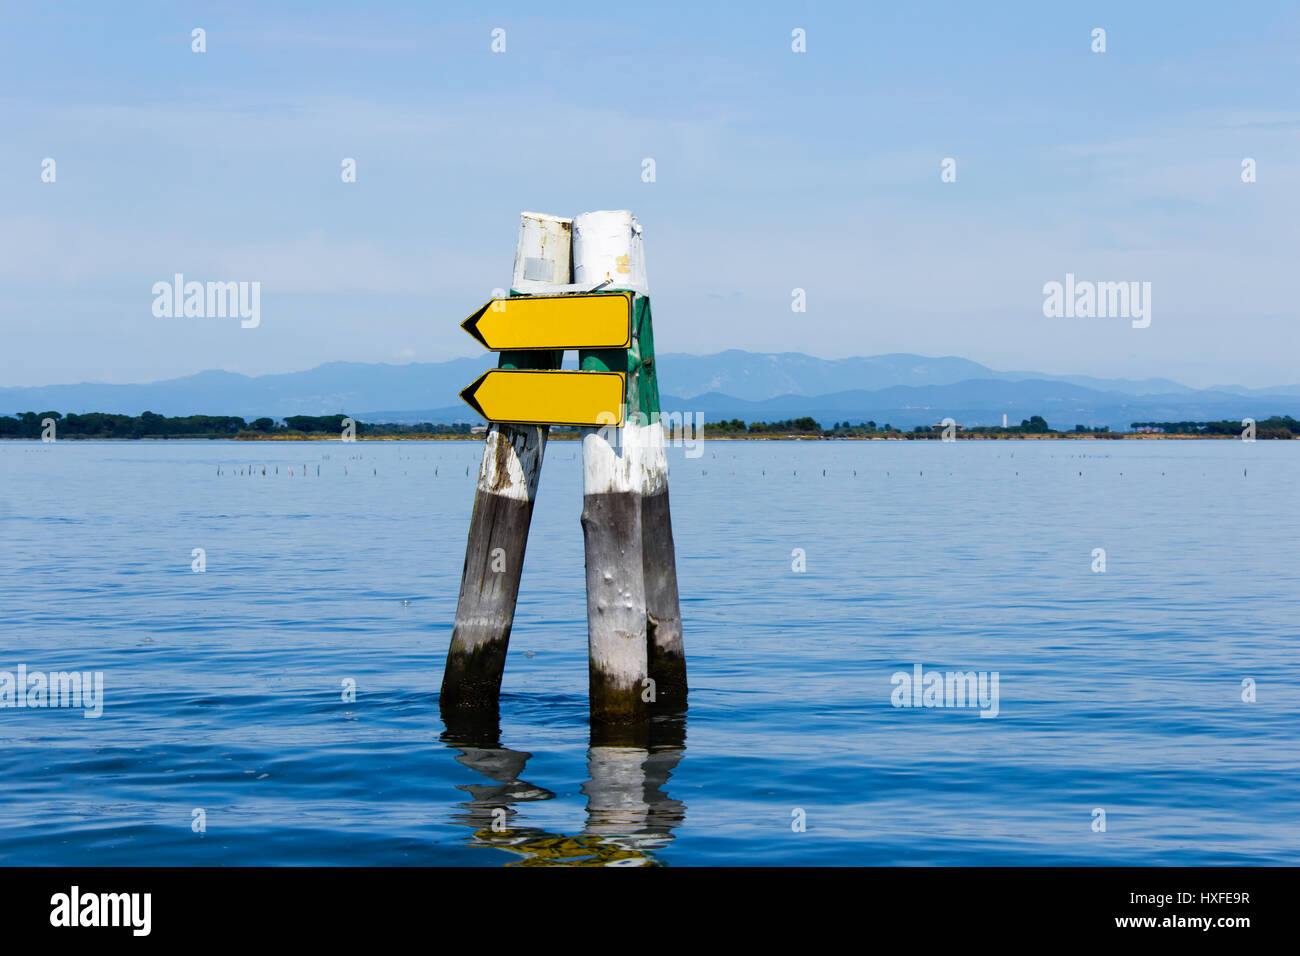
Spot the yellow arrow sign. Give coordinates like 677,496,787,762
461,291,633,350
460,370,626,427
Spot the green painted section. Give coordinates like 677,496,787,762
635,295,661,420
579,294,659,422
497,347,562,373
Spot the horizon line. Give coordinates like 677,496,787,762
4,351,1299,395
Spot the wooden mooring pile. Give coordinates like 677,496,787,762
441,210,686,741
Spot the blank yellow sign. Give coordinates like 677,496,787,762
460,370,626,427
461,292,633,350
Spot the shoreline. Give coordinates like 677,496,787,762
1,432,1290,442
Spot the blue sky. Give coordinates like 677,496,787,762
2,0,1298,388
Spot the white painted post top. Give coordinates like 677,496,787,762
511,211,573,293
507,209,649,297
573,210,649,296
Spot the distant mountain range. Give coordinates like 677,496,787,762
4,352,1299,431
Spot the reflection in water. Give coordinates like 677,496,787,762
440,711,687,866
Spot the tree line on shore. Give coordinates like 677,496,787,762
3,411,1297,440
0,411,474,439
700,415,1300,439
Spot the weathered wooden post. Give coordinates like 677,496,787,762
440,213,571,714
635,316,687,711
445,209,685,735
575,210,686,726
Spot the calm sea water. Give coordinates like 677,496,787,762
0,438,1296,866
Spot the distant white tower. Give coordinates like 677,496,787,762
1002,413,1008,428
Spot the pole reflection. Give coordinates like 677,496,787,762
440,710,687,866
